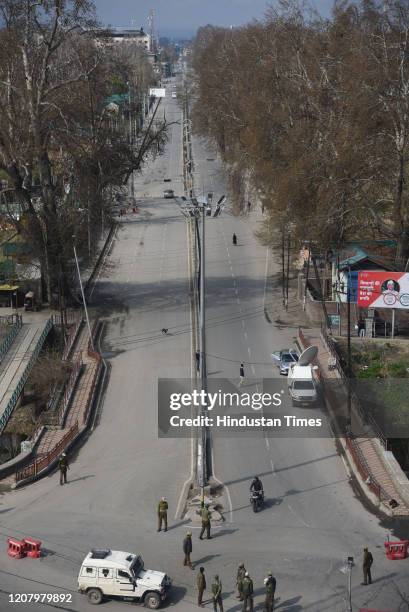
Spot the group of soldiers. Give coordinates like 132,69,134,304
196,564,276,612
159,497,377,609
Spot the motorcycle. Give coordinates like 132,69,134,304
232,234,237,245
250,489,264,513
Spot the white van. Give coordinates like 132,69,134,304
287,346,319,406
78,549,171,609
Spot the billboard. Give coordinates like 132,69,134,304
149,88,166,98
358,271,409,309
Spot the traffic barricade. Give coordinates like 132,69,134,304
23,537,42,558
7,538,26,559
384,540,409,560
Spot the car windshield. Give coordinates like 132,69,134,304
293,381,315,390
282,353,296,362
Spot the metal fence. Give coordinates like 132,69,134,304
345,436,387,502
0,317,23,365
15,422,79,483
58,358,83,426
62,316,83,361
0,318,53,435
320,324,388,448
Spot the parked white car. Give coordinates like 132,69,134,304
78,549,171,608
287,346,319,406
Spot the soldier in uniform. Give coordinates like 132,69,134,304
157,497,168,532
58,453,69,485
236,563,246,599
197,566,206,607
199,503,212,540
211,574,224,611
362,547,373,585
183,532,193,569
264,571,276,611
241,572,254,612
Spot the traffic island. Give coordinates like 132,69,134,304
183,483,225,525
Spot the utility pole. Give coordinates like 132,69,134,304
286,231,290,311
198,202,207,501
281,229,285,307
303,248,310,311
347,266,352,428
73,240,94,352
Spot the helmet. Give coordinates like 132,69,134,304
214,574,219,579
62,452,66,457
161,496,166,501
267,571,272,576
254,476,259,481
245,572,249,577
239,563,244,568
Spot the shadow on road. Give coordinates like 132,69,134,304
193,553,221,565
165,585,187,606
210,528,239,538
166,519,191,531
68,475,95,484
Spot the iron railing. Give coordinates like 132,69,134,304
15,422,79,482
0,318,53,434
0,317,23,365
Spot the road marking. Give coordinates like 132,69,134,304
287,504,310,527
265,438,270,449
244,331,248,340
247,347,252,357
241,320,245,328
251,364,256,375
270,458,275,473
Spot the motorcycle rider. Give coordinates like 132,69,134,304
250,476,264,495
232,233,237,245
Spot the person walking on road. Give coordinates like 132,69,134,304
362,547,373,585
157,497,168,532
241,572,254,612
58,453,69,485
239,363,245,387
197,566,206,607
211,574,224,611
264,571,276,611
199,503,212,540
236,563,246,600
183,532,193,569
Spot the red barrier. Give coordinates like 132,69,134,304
7,538,26,559
23,537,41,558
384,540,409,560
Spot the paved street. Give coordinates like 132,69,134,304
190,136,409,611
0,78,407,612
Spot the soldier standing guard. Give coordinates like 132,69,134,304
157,497,168,532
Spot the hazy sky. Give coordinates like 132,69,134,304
95,0,333,38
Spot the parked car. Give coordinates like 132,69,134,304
163,189,175,199
271,349,299,375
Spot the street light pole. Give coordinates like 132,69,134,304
198,202,207,498
73,241,94,352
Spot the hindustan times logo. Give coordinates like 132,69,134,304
169,389,284,411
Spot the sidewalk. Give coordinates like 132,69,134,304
262,261,409,516
299,326,409,517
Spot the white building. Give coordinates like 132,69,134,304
107,27,151,52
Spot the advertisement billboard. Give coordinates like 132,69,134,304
149,88,166,98
358,271,409,309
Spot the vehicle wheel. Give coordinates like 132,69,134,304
87,588,103,605
252,500,257,513
144,591,161,609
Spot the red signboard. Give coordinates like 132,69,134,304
358,271,409,309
